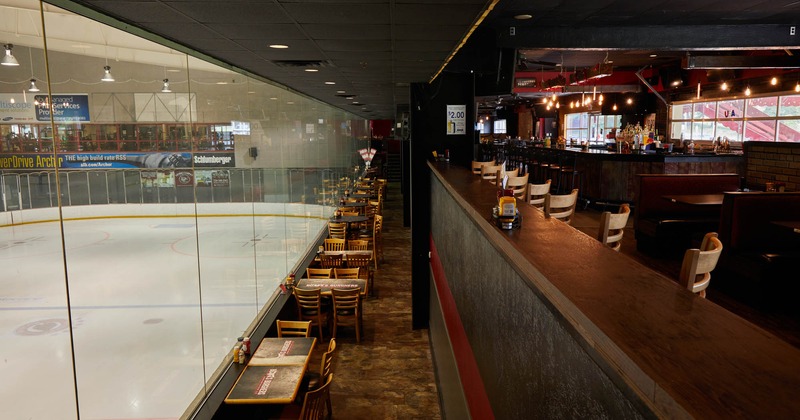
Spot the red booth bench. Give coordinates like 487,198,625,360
716,191,800,302
634,173,741,252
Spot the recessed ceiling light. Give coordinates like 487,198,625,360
345,96,354,100
287,101,294,104
325,81,336,85
305,68,318,72
248,91,256,94
514,14,533,20
269,44,289,49
269,97,278,100
336,90,346,94
649,54,658,58
166,68,181,73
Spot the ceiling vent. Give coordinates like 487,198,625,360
270,59,331,68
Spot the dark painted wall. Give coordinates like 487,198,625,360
410,72,476,328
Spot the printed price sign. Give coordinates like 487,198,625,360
446,105,466,135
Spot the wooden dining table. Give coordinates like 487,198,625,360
663,193,725,206
771,220,800,234
224,337,316,405
296,278,367,295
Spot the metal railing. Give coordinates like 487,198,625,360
1,167,351,213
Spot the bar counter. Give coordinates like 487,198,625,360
426,160,800,419
494,143,744,204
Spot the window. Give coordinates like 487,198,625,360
493,119,507,134
670,93,800,143
565,112,620,144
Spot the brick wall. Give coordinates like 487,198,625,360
744,141,800,191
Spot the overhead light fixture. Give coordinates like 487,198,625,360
514,14,533,20
721,82,728,91
28,78,39,92
745,86,751,96
101,65,115,82
2,44,19,66
324,81,336,85
771,76,778,86
626,98,633,105
305,68,318,72
269,44,289,49
612,104,618,111
649,54,658,58
161,79,171,93
796,82,800,92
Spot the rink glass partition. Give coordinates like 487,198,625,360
0,1,367,419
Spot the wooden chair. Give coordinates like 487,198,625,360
528,180,551,209
306,339,336,391
293,288,329,338
597,203,631,251
306,268,333,279
323,238,346,252
505,173,529,200
348,239,370,251
276,320,312,337
544,188,579,224
334,267,360,279
346,254,373,297
283,373,334,420
328,222,347,239
358,214,383,269
332,288,362,342
471,160,493,175
319,254,344,269
504,167,519,178
678,232,723,298
299,373,333,420
480,164,501,183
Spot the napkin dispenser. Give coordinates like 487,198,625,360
494,194,521,230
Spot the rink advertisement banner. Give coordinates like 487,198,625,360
0,94,90,123
195,170,230,187
0,152,235,169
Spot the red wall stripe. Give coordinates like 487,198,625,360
429,235,495,420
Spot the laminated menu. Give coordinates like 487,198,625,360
248,337,315,366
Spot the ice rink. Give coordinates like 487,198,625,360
0,204,327,419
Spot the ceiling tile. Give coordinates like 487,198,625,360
164,2,293,24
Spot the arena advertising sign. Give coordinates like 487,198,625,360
0,94,90,123
0,152,235,170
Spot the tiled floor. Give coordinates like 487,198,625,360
315,184,441,419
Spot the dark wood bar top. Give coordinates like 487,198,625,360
429,161,800,418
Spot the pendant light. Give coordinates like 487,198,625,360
100,29,114,82
27,49,39,92
2,44,20,66
161,78,171,93
101,65,115,82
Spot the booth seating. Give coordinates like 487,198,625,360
634,173,740,252
716,191,800,301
